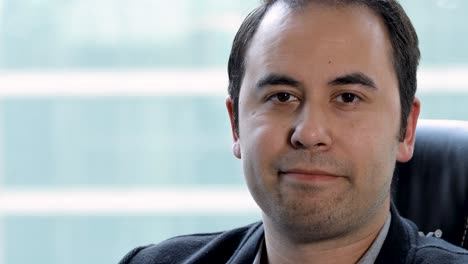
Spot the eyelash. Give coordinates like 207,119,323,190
267,91,362,105
267,92,300,103
334,92,362,104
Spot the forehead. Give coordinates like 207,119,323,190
259,2,389,40
243,1,395,86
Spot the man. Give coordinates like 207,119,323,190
120,0,468,263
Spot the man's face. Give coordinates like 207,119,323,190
227,2,419,242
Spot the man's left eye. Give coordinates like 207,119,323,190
336,93,361,104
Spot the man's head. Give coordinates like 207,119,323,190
225,0,420,243
228,0,420,141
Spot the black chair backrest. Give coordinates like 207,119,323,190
393,119,468,249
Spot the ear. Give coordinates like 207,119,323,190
397,97,421,162
226,96,241,159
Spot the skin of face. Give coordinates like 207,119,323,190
226,1,420,251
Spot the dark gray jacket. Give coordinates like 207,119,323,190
119,204,468,264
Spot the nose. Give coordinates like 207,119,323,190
290,106,332,152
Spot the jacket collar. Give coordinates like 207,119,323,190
227,221,264,263
375,202,415,264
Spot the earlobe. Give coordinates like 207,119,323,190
233,142,241,159
226,96,241,159
397,98,421,162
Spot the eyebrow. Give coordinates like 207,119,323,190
255,72,377,91
256,73,303,90
328,72,377,90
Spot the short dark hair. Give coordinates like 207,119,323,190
227,0,420,140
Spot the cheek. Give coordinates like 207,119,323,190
336,115,399,184
239,123,278,202
356,134,398,192
238,111,289,179
239,104,289,150
240,115,284,163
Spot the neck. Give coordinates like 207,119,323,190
262,203,391,264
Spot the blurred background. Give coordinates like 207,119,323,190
0,0,467,263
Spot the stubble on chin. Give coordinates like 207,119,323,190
263,152,393,243
267,181,356,243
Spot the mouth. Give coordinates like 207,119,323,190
278,169,343,183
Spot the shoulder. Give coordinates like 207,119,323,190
411,235,468,264
398,215,468,263
118,222,263,264
379,205,468,264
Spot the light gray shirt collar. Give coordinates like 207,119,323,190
356,214,391,264
253,214,392,264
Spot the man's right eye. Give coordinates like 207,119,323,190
269,92,299,103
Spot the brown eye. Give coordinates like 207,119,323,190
337,93,360,104
276,92,291,102
270,92,298,103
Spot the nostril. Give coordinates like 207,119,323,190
291,139,328,150
292,139,305,149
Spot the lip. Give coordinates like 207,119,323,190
279,169,342,182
